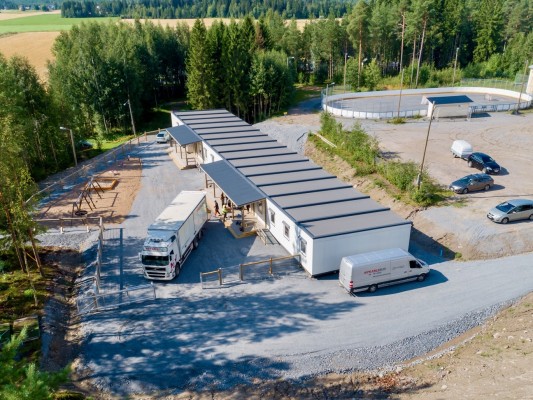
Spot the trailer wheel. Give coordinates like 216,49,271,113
368,285,377,293
193,238,199,249
417,274,427,282
198,229,203,240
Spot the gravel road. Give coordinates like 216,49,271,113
64,129,533,396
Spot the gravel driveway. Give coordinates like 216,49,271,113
71,111,533,396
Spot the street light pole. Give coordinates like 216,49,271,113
343,53,348,93
125,98,137,137
452,47,459,86
417,101,435,189
514,59,529,115
325,82,335,111
60,126,78,167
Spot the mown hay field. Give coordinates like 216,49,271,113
0,12,311,81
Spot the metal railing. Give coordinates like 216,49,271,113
35,216,104,234
76,283,156,315
200,255,302,288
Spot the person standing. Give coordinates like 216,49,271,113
221,204,229,221
220,193,226,206
214,201,220,216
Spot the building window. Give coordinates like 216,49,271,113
269,208,275,225
299,238,307,255
283,222,290,238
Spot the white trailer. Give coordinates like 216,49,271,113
140,191,208,280
339,248,430,294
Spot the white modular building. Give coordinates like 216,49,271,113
169,109,412,276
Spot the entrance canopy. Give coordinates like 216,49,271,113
166,125,202,146
200,160,266,207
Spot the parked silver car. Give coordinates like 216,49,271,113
487,199,533,224
449,173,494,194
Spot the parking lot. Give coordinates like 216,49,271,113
349,111,533,259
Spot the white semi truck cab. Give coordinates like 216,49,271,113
140,191,208,280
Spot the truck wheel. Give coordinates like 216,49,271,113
468,160,473,167
368,285,377,293
417,274,427,282
193,238,199,249
198,229,203,239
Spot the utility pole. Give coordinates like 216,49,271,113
343,52,348,93
60,126,78,167
396,12,406,118
417,102,435,189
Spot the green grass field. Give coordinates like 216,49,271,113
0,13,119,33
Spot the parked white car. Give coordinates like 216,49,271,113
156,130,170,143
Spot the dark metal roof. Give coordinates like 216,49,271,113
228,154,308,167
250,169,334,187
260,179,351,197
238,160,321,177
285,198,389,223
425,95,473,105
272,187,368,209
200,160,265,207
223,148,297,160
185,121,250,129
174,109,228,118
206,136,277,147
214,142,285,154
195,127,262,136
198,129,264,141
166,125,202,146
174,109,411,241
302,210,411,239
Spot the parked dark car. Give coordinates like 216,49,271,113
487,199,533,224
77,140,94,151
449,173,494,194
467,152,500,174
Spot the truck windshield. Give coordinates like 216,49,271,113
142,255,169,266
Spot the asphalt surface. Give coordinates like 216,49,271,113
74,136,533,396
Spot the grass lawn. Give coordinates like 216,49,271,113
0,13,119,33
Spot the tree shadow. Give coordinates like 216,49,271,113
77,285,361,395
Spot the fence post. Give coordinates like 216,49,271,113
60,219,64,234
269,257,273,275
218,268,222,285
239,264,243,281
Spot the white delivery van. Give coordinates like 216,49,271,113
451,140,473,159
339,248,430,294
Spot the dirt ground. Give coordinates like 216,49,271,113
37,157,142,225
38,113,533,398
